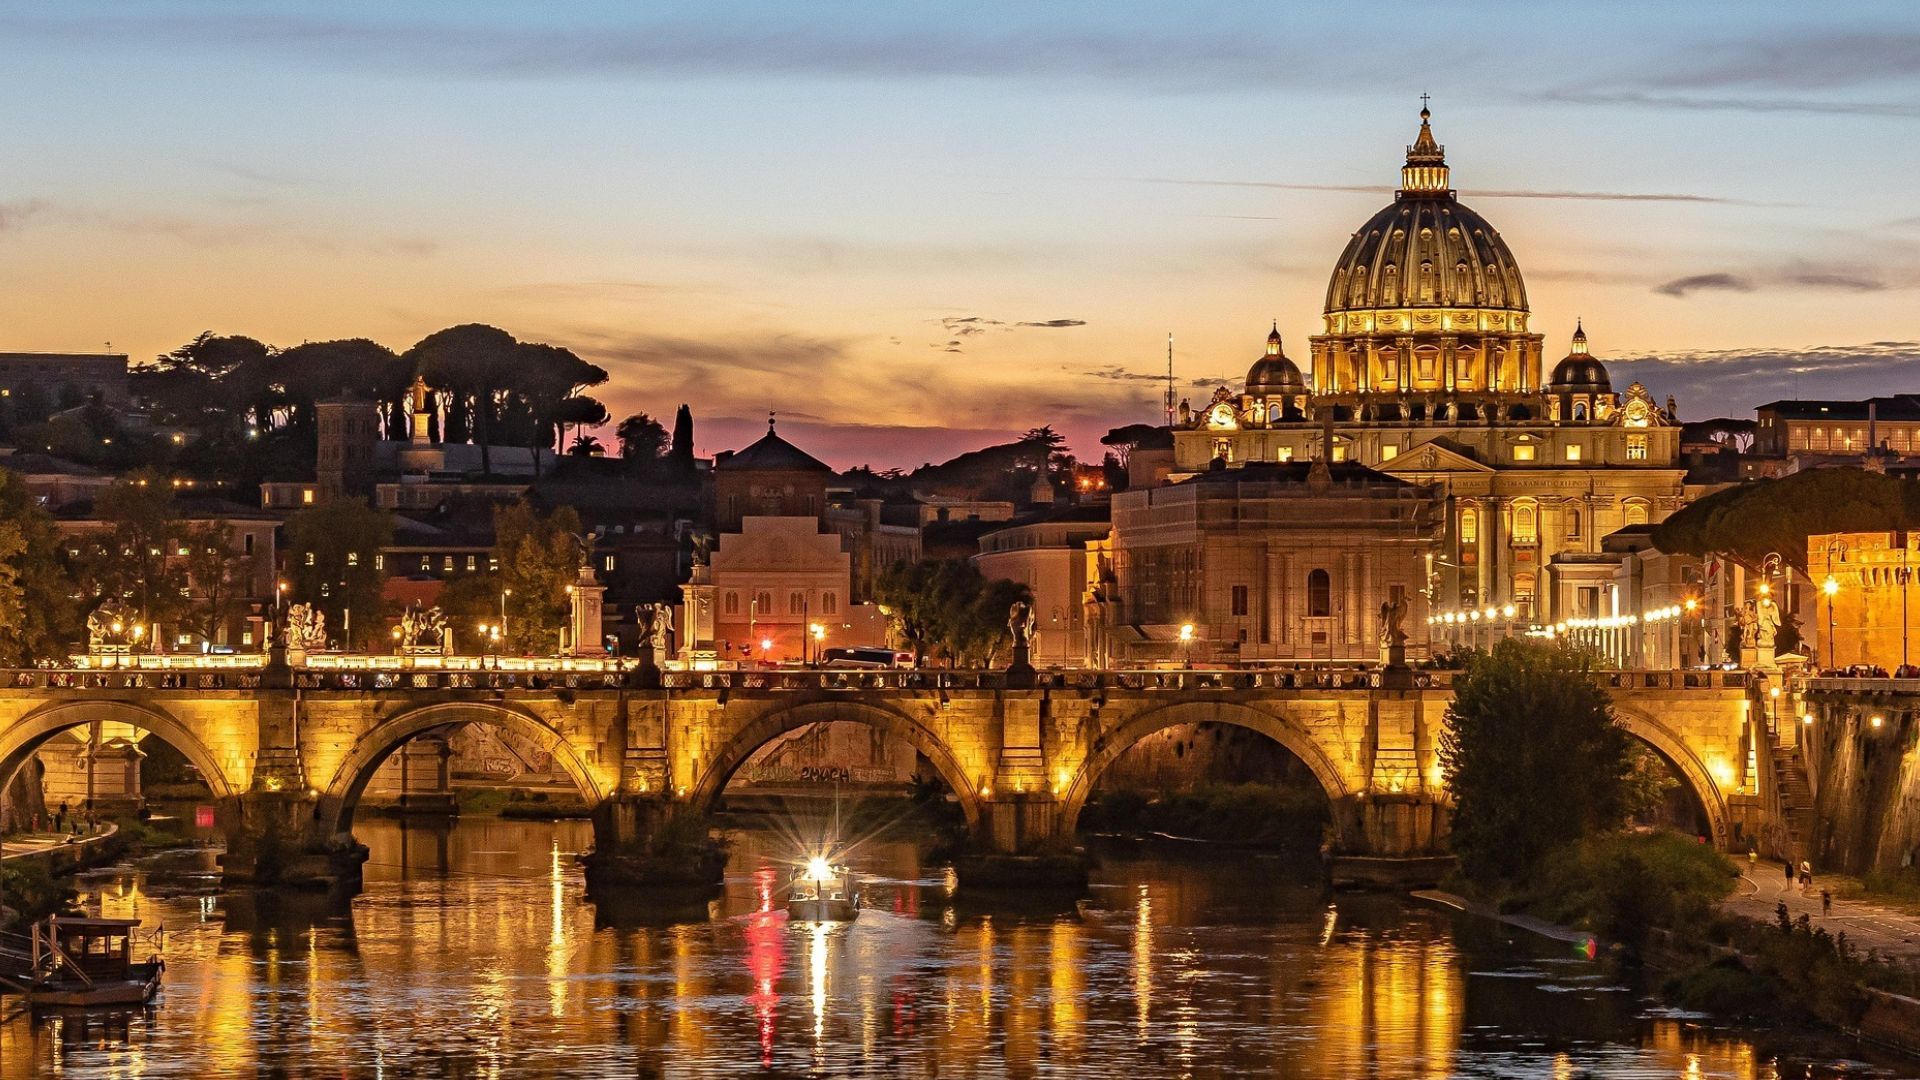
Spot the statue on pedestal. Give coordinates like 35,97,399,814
284,603,327,653
1006,600,1037,683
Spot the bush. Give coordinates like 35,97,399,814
1520,832,1736,960
0,860,78,926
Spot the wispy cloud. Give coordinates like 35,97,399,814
932,314,1085,352
1543,89,1920,121
1136,177,1775,205
1654,264,1894,298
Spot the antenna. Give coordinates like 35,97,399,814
1164,333,1175,428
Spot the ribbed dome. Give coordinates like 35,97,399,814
1323,109,1528,318
1246,324,1305,394
1548,322,1610,391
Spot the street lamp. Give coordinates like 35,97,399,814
1824,574,1840,671
1178,622,1195,669
808,622,825,667
500,587,512,648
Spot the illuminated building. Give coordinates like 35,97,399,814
1169,107,1686,622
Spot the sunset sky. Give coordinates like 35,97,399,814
2,2,1917,468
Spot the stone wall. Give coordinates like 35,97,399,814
1805,695,1920,875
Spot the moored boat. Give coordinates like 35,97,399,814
786,857,860,923
0,915,164,1008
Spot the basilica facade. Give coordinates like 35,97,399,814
1166,108,1686,624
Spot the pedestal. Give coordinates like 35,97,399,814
1006,641,1035,689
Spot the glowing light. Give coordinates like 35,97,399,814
1502,604,1516,618
805,856,833,883
1824,576,1840,597
1872,715,1885,729
1685,597,1698,612
760,638,773,652
1177,623,1195,642
1758,583,1771,596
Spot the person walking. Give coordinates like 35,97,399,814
1785,860,1796,887
1821,889,1833,917
1800,860,1814,890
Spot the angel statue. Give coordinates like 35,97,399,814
1377,593,1409,648
634,603,674,650
86,598,137,649
1007,600,1036,649
284,603,327,652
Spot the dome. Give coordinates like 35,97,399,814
1246,324,1306,394
1323,108,1528,318
1547,322,1611,391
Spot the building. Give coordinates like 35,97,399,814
1806,530,1920,673
1541,526,1704,670
1755,397,1920,459
0,352,130,409
1098,460,1440,666
1168,108,1687,623
973,506,1110,666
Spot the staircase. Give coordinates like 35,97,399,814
1771,743,1815,861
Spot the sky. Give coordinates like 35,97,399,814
2,1,1918,469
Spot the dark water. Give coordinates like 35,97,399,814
1,814,1914,1078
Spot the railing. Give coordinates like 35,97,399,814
1804,677,1920,695
0,666,1760,694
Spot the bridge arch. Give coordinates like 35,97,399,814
1056,699,1353,839
0,699,238,800
319,701,609,838
689,698,983,830
1610,705,1730,847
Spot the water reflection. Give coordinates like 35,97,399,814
0,816,1910,1077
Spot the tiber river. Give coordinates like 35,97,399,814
1,814,1915,1078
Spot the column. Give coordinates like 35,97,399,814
1484,497,1504,606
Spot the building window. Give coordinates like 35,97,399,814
724,591,739,615
755,591,773,614
347,552,359,568
1277,447,1294,463
1626,434,1648,461
1563,444,1581,462
1331,444,1348,463
466,555,477,571
302,489,315,505
1571,402,1588,422
1512,444,1536,462
1512,502,1538,544
304,552,315,567
789,591,805,614
1624,501,1650,526
243,534,255,555
374,554,384,570
1567,509,1582,538
822,592,837,615
419,555,431,572
1307,569,1332,618
1379,444,1398,462
488,557,499,572
603,555,615,572
1231,585,1249,616
1460,508,1479,545
443,555,454,572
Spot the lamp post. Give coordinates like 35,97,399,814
1178,622,1195,670
500,587,512,649
809,622,825,668
1823,574,1840,671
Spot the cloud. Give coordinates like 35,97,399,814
1654,265,1895,298
0,199,51,232
1630,32,1920,93
1541,89,1920,121
1654,273,1757,298
1607,342,1920,417
0,11,1294,91
932,314,1085,352
1137,177,1774,205
1016,318,1086,328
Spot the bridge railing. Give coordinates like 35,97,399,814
0,667,1750,694
1804,677,1920,695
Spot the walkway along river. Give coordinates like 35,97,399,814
1,815,1915,1078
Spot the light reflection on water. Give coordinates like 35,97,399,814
0,815,1911,1078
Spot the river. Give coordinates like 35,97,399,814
0,813,1913,1078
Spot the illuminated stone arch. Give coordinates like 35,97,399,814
1056,700,1353,839
690,699,983,830
319,701,609,837
0,699,239,800
1610,705,1729,847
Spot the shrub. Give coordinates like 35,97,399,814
1522,832,1736,960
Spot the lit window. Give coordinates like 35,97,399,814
1513,502,1538,544
374,554,384,570
1277,447,1294,463
1331,445,1348,463
176,544,188,556
304,552,315,566
1380,444,1399,462
241,631,254,647
302,489,314,505
1624,502,1649,526
347,552,359,567
1460,509,1479,545
1513,444,1535,462
1563,444,1581,462
603,555,615,572
1626,434,1648,461
443,555,454,572
466,555,477,571
419,555,430,571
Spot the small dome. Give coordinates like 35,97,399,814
1548,321,1611,391
1246,323,1306,395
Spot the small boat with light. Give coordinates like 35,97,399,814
0,915,163,1008
786,857,861,923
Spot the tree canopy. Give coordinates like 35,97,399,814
1439,638,1636,884
0,468,77,663
874,558,1031,667
1652,467,1920,573
284,498,396,648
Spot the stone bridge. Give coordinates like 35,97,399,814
0,664,1769,888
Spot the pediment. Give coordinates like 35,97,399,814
1381,439,1494,476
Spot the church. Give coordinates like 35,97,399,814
1102,107,1688,665
1162,106,1686,627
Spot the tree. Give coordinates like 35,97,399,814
1099,423,1163,469
405,324,520,476
669,404,695,470
616,413,669,465
873,558,1031,666
70,472,192,636
568,434,604,457
181,522,254,647
493,501,585,655
1439,638,1636,884
0,470,78,664
1652,467,1919,575
284,498,394,649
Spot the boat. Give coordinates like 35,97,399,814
0,916,163,1008
786,857,860,923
